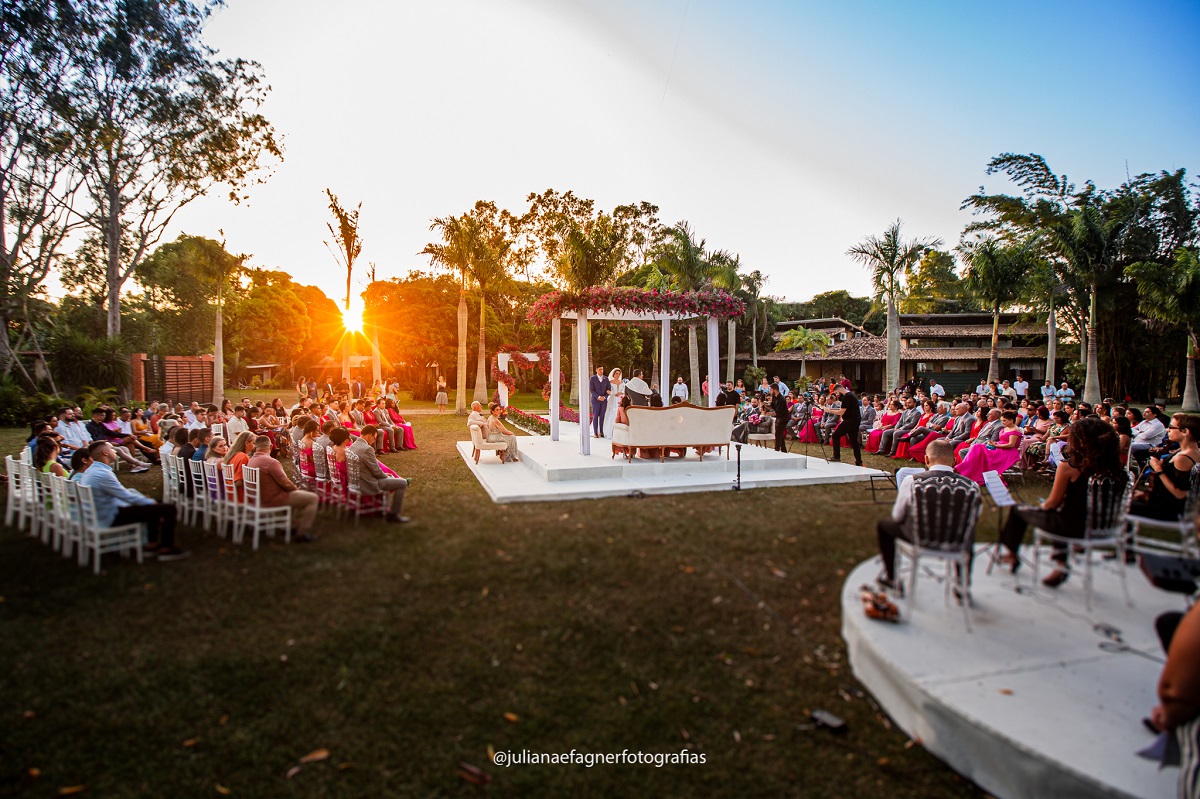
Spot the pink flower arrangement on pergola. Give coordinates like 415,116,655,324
527,287,745,327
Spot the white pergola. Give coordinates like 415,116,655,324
548,309,723,456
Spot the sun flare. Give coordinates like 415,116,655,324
342,307,363,333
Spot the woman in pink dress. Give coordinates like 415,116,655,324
299,419,319,481
328,428,351,491
956,410,1023,484
385,398,417,450
893,400,935,459
797,405,824,443
866,400,902,453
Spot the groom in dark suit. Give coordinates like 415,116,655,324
589,365,610,438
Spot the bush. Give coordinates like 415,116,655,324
0,376,73,427
48,330,131,394
743,366,766,391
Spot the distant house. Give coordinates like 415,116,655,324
742,312,1063,394
243,363,282,384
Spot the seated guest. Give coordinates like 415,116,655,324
385,398,418,450
190,427,213,461
128,407,162,448
956,410,1023,484
348,426,412,523
68,448,92,481
246,435,320,543
1146,599,1200,796
785,395,811,437
1131,413,1200,521
223,430,255,500
867,400,902,453
299,419,319,481
177,427,200,464
225,404,250,439
880,398,922,457
875,439,978,593
467,401,487,429
1130,405,1168,466
485,402,520,462
858,395,877,434
611,396,635,458
205,437,228,465
85,408,152,472
328,427,351,487
1114,415,1133,465
368,398,398,452
34,435,67,478
313,420,335,466
78,441,188,560
997,417,1126,586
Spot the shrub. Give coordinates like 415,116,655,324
48,330,131,394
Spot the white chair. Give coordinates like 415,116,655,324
36,472,65,550
48,476,84,560
241,465,291,550
346,449,389,523
172,455,195,526
75,483,144,574
188,459,214,531
161,457,176,503
5,454,36,532
1033,474,1133,612
202,460,229,537
220,463,244,543
22,462,49,543
1128,464,1200,557
469,424,507,463
210,423,226,442
895,472,983,632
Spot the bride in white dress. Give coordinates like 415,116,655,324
602,368,625,438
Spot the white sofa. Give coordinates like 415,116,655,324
611,402,736,462
469,423,508,463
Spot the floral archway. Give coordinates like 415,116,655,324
527,287,745,456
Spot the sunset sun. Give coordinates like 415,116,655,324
342,307,363,333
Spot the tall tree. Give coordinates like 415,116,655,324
900,249,976,313
423,212,482,413
1127,249,1200,412
740,270,767,370
464,201,522,403
67,0,280,338
0,1,87,387
138,233,241,400
323,190,363,380
847,221,940,392
650,222,731,400
961,237,1035,382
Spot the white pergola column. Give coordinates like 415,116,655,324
497,352,511,407
660,319,671,401
550,317,561,441
706,316,719,407
577,311,591,455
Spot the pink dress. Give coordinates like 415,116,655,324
956,428,1023,484
866,412,901,453
388,408,417,449
798,408,824,443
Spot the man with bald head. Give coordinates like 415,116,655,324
467,401,486,430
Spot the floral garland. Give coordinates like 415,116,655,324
526,287,745,326
502,404,580,436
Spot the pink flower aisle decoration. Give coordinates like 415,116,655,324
526,287,745,326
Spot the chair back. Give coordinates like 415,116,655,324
221,462,238,501
243,465,263,508
1185,464,1200,520
74,482,102,530
6,454,21,496
19,446,32,464
172,455,189,498
202,460,222,501
469,425,487,449
1085,473,1132,540
313,442,329,481
21,462,42,503
188,459,206,498
909,472,982,551
48,474,73,526
211,423,226,442
347,449,362,493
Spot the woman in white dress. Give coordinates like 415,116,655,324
603,368,625,438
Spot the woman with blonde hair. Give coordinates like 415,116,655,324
223,430,256,500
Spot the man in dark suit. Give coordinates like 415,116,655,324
944,403,977,448
348,426,411,523
827,384,862,465
589,366,610,438
351,379,364,399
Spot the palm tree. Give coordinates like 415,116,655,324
1127,249,1200,412
1047,206,1128,405
557,213,625,398
774,327,831,378
740,270,766,370
847,221,940,392
961,237,1035,383
422,214,480,414
466,232,514,404
651,222,728,400
323,190,364,381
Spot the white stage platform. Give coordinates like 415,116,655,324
458,424,882,503
843,548,1181,799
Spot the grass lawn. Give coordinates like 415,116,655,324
0,418,1043,798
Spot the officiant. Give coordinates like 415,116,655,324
625,369,652,406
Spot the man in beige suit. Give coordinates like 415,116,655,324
467,401,486,430
347,425,411,523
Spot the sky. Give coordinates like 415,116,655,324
162,0,1200,309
